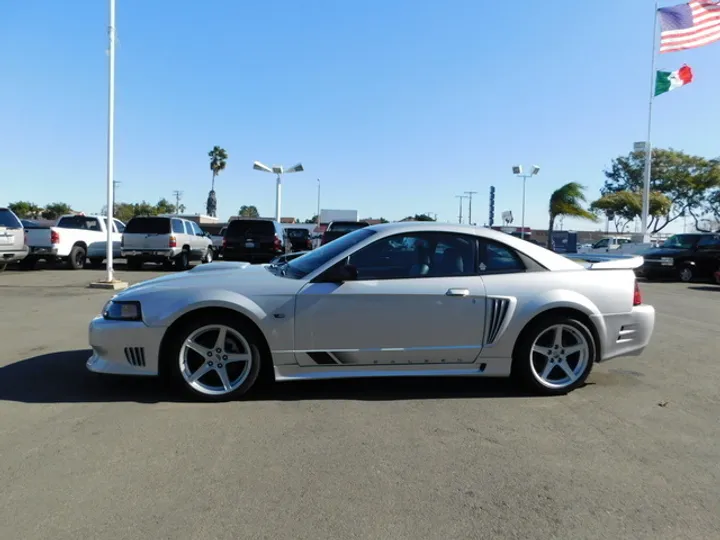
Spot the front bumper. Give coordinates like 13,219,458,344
86,316,165,376
592,304,656,362
637,259,676,278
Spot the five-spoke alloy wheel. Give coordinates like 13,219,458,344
167,314,262,401
513,315,595,395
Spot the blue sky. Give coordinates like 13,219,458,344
1,0,719,231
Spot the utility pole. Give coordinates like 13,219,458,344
172,190,183,215
456,195,468,224
464,191,477,225
316,179,321,227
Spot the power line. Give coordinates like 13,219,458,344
464,191,478,225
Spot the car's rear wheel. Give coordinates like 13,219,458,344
67,245,86,270
678,265,694,282
512,315,595,396
166,314,262,401
175,249,190,271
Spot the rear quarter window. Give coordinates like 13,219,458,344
125,217,171,234
57,216,102,231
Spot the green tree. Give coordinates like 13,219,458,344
590,190,672,232
41,202,73,220
305,215,319,224
7,201,42,218
238,205,260,218
602,148,720,233
403,214,436,222
209,146,228,192
547,183,597,248
155,198,177,215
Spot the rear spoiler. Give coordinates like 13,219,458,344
565,254,644,270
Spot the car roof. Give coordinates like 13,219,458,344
364,222,583,271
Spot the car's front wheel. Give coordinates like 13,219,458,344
166,314,263,401
678,265,694,282
512,315,595,396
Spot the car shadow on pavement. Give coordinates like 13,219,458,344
0,349,539,404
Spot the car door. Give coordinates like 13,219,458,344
112,219,125,257
693,234,720,277
293,231,486,367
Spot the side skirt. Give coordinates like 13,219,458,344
273,358,512,382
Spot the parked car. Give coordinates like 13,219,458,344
578,236,655,255
210,227,227,256
637,233,720,282
0,208,28,270
23,214,124,270
87,222,655,402
121,216,213,271
321,220,369,246
286,227,313,252
714,269,720,285
222,219,288,263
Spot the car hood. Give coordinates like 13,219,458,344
642,247,689,257
116,262,303,298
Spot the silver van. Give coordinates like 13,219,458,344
121,216,213,271
0,208,28,270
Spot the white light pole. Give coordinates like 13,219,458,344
252,161,304,222
316,178,321,227
512,164,540,239
105,0,116,281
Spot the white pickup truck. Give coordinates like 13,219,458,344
577,236,657,256
24,214,125,270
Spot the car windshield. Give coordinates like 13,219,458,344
0,209,23,229
287,229,308,238
283,228,376,278
662,234,700,250
125,217,170,234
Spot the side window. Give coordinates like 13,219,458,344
191,222,203,236
171,219,184,234
479,241,526,274
697,235,720,248
593,239,609,249
347,232,476,280
113,220,125,233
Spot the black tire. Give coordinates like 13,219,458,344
18,257,37,271
0,263,6,272
88,257,104,269
175,249,190,271
202,248,214,264
126,257,143,271
512,314,596,396
164,313,263,402
67,245,86,270
678,265,694,283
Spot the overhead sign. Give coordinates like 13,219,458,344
501,211,513,224
633,142,648,152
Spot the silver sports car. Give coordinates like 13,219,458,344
87,223,655,401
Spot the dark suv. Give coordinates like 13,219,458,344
223,219,289,263
286,227,313,252
638,233,720,282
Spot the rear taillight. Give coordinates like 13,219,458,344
50,230,60,244
273,235,282,251
633,281,642,306
222,237,227,248
169,235,177,248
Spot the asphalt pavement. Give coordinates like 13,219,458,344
1,266,719,540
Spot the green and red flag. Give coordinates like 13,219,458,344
655,64,693,96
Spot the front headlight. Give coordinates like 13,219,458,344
103,300,143,321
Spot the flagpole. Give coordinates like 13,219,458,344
641,0,660,243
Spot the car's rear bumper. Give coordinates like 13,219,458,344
1,247,28,262
593,304,655,362
122,249,177,261
87,316,163,376
27,246,59,257
223,249,281,263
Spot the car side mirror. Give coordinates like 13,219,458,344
320,264,358,283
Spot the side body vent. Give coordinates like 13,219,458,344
124,347,146,367
485,298,510,345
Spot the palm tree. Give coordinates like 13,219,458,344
547,183,597,248
208,146,228,191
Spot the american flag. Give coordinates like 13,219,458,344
658,1,720,53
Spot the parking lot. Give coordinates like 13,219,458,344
1,266,719,540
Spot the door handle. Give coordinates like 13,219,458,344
446,288,469,297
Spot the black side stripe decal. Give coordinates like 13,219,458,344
307,352,339,365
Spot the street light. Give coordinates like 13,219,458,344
512,164,540,239
252,161,304,222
